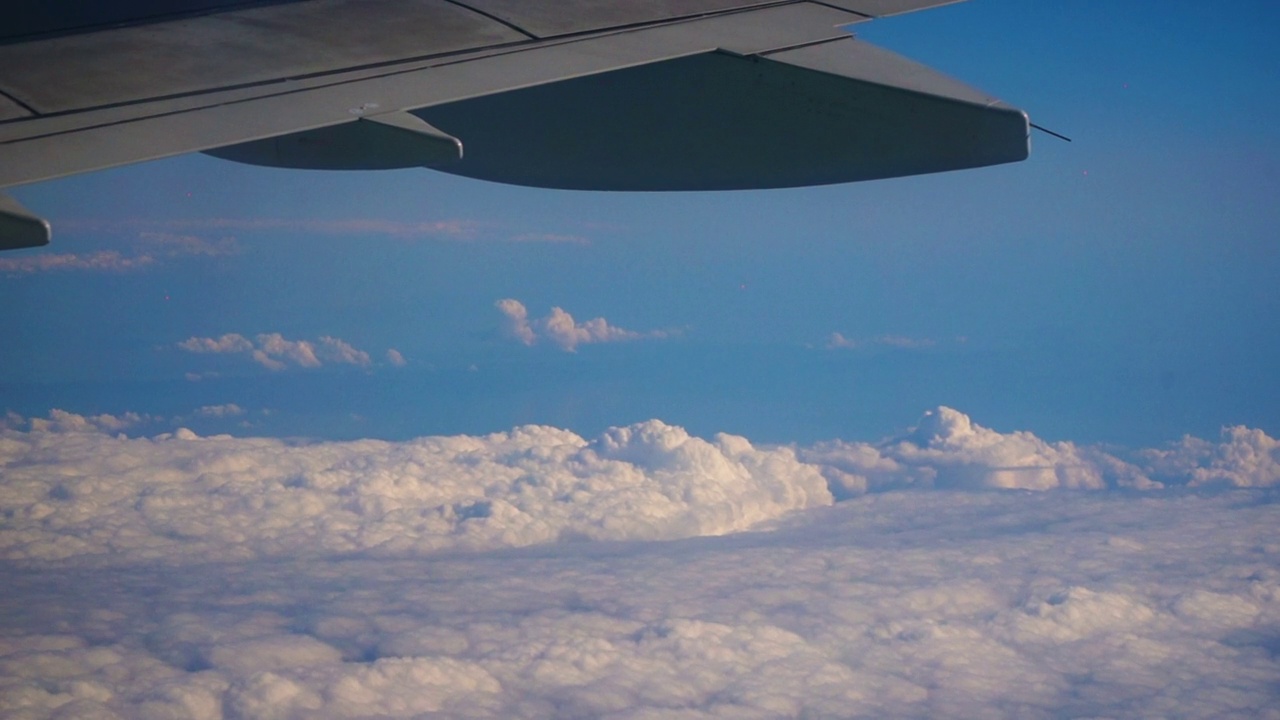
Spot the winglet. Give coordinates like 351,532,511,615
364,111,463,164
0,194,51,251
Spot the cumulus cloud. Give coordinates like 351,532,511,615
1140,425,1280,487
496,299,672,351
23,409,152,434
802,406,1161,497
2,408,1277,718
496,299,537,346
194,404,245,418
318,336,372,367
3,406,1276,563
178,333,255,355
0,416,830,563
177,332,379,371
386,348,407,367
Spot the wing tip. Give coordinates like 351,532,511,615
0,194,52,251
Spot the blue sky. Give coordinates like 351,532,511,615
2,5,1279,716
2,0,1277,446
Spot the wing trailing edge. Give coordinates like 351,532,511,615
410,37,1028,190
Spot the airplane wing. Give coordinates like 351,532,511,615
0,0,1029,250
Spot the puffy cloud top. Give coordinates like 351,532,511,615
1141,426,1280,488
3,407,1276,566
177,333,391,371
801,407,1157,496
0,418,829,564
496,299,671,351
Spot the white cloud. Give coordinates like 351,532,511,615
541,306,643,351
24,409,150,434
1140,426,1280,487
318,337,372,367
184,370,221,382
801,406,1160,496
825,331,857,349
60,216,483,241
61,217,591,245
876,334,937,349
0,231,240,276
0,250,155,274
178,332,376,371
386,348,407,367
495,298,537,346
2,409,1277,718
178,333,254,355
824,332,938,350
496,299,671,352
507,232,590,245
194,404,245,418
136,231,240,257
6,407,1274,564
0,414,835,563
254,332,322,369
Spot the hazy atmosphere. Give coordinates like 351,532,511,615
2,1,1278,717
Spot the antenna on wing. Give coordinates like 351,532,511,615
1030,123,1072,142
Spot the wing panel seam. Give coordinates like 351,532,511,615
1,3,849,137
752,34,854,57
445,1,811,44
0,37,541,126
444,1,538,40
0,89,38,117
805,2,872,19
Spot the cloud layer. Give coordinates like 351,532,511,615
3,407,1277,564
1,408,1277,718
497,299,671,351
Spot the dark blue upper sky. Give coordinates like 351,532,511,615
2,0,1277,445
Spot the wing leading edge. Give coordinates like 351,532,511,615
0,0,1028,250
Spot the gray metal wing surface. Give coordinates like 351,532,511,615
0,0,1028,249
